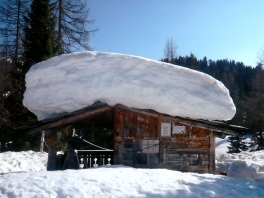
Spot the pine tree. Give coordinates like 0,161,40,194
23,0,58,73
0,59,11,151
198,56,208,73
0,0,58,151
245,65,264,131
227,135,248,153
3,68,38,151
249,131,264,151
187,53,198,70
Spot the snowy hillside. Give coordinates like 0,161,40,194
23,51,236,121
0,140,264,198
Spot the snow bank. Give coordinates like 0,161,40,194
0,151,47,173
215,136,230,155
0,165,263,198
215,137,264,182
0,150,264,197
2,149,264,183
23,51,236,121
216,151,264,182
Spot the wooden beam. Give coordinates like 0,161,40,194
176,122,240,135
209,131,215,174
47,131,57,171
176,149,209,154
26,105,113,134
114,104,247,135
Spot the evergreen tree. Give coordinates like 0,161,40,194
23,0,58,73
0,62,38,152
1,0,58,151
0,59,11,151
187,53,198,70
249,131,264,151
198,56,208,73
227,135,248,153
246,64,264,131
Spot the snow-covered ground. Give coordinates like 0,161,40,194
0,151,47,173
215,137,264,182
0,139,263,198
23,51,235,121
1,165,264,198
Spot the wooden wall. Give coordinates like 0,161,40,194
113,105,214,174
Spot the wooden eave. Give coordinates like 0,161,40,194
17,103,248,136
17,103,113,134
115,104,248,136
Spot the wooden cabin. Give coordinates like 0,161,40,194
19,102,247,174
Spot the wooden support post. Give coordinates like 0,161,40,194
209,131,215,174
47,131,57,171
40,131,45,152
113,107,122,165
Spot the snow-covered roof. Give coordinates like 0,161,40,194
23,51,236,121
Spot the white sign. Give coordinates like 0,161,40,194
161,123,171,137
173,126,186,134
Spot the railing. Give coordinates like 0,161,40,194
76,150,113,168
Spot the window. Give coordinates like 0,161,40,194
135,140,159,165
185,154,199,165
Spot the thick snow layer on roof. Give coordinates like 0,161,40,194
23,51,236,121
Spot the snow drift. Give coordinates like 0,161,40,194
0,150,264,198
23,51,236,121
215,137,264,182
0,140,263,197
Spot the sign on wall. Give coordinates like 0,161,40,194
161,123,171,137
172,126,186,134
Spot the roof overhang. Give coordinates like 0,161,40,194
17,103,248,136
17,103,113,134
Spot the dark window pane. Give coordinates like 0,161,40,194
149,153,159,165
137,153,148,164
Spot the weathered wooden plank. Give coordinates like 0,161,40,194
47,131,57,171
185,137,210,141
113,108,123,165
114,106,120,133
27,105,113,134
163,161,183,165
177,149,209,154
164,154,183,161
114,104,246,135
209,131,216,174
164,149,178,154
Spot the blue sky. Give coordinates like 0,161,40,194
87,0,264,67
